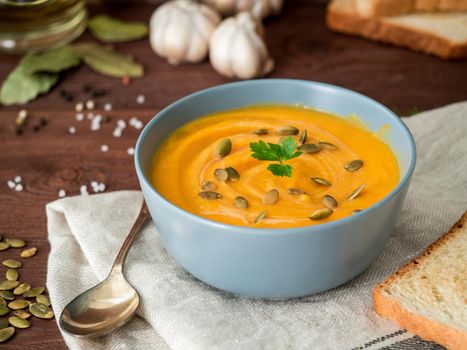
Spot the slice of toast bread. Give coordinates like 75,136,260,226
354,0,467,17
373,212,467,350
327,0,467,59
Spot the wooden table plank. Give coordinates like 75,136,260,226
0,1,466,348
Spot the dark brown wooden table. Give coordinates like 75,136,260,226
0,1,466,348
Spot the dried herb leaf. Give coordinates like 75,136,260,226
21,46,81,75
88,15,148,43
73,42,144,78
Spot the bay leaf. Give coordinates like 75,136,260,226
0,66,58,105
21,46,81,75
88,15,148,43
72,42,144,78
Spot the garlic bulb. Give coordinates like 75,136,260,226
202,0,283,18
209,12,274,79
149,0,221,65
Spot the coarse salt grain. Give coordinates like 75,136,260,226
100,144,109,152
14,176,21,183
80,185,89,196
113,128,122,138
15,183,23,192
87,113,94,120
75,113,84,121
7,181,15,189
127,147,135,156
75,102,84,112
136,94,145,104
104,103,112,111
117,119,126,128
98,183,106,192
58,189,66,198
86,100,95,110
68,126,76,134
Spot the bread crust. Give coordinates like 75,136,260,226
373,212,467,350
353,0,467,17
327,2,467,59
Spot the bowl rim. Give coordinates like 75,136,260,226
135,79,417,236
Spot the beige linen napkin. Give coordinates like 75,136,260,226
47,102,467,350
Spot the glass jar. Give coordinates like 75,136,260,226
0,0,87,54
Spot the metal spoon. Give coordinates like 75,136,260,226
59,201,151,337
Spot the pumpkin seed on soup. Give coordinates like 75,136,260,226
299,129,307,144
276,125,299,136
21,247,37,258
5,269,18,282
0,281,19,291
310,208,333,220
36,294,51,306
29,303,54,319
22,287,45,298
201,180,217,191
288,188,305,196
214,168,229,182
4,239,25,248
319,141,337,150
322,194,338,209
254,210,267,224
2,260,21,269
13,283,31,295
347,184,366,200
251,128,268,135
216,138,232,158
263,189,279,205
8,299,29,310
0,243,9,251
311,177,331,186
225,167,240,182
8,316,30,329
198,191,222,200
298,143,322,154
0,327,14,342
234,196,249,209
345,159,364,172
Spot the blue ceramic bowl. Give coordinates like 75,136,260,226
135,79,416,299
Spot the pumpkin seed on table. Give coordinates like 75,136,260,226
263,189,279,205
198,191,222,200
216,138,232,158
201,180,217,191
21,247,37,258
0,318,9,330
214,168,229,182
0,281,19,291
322,194,338,209
5,269,18,282
234,196,249,209
0,327,14,342
23,287,45,298
8,316,30,329
310,208,334,220
225,167,240,182
319,141,337,150
4,239,25,248
276,125,299,136
8,300,29,310
344,159,364,172
254,210,267,224
298,143,322,154
36,294,50,307
288,188,305,196
347,184,366,200
311,177,332,186
0,291,14,300
251,128,268,135
13,283,31,295
0,305,8,317
29,303,54,319
13,310,31,319
0,242,9,251
0,297,5,306
2,260,21,269
299,129,307,144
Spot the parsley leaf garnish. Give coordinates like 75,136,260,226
250,136,302,177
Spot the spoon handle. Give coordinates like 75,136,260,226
111,201,151,274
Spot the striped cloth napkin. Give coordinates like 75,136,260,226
46,101,467,350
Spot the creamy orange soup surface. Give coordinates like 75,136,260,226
150,105,400,228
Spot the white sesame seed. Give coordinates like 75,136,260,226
14,176,21,183
100,144,109,152
18,109,28,119
7,181,15,189
104,103,112,111
127,147,135,156
75,102,84,112
58,189,66,198
136,94,145,104
98,183,106,192
86,100,95,110
117,119,126,128
75,113,84,121
68,126,76,134
14,183,23,192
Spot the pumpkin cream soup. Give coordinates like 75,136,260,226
150,105,399,228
